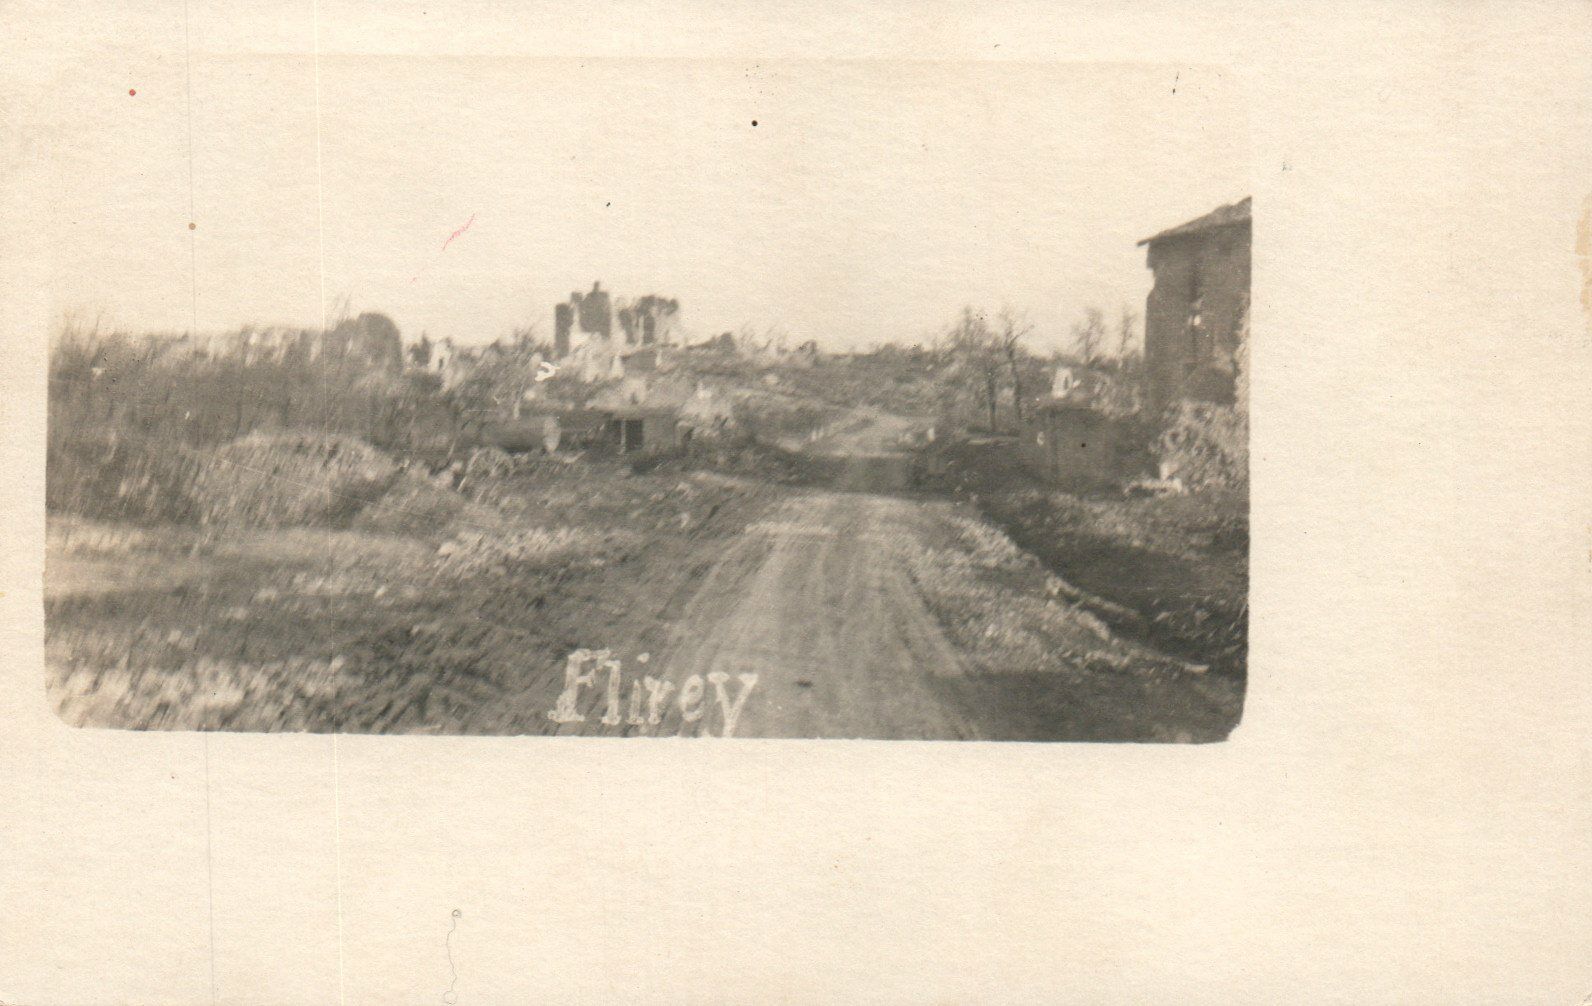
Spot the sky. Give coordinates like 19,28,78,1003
43,56,1247,353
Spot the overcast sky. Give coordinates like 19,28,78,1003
44,57,1246,353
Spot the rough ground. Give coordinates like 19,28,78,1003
929,437,1249,683
45,411,1242,741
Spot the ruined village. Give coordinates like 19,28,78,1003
45,198,1250,741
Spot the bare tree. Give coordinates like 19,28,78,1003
1116,304,1139,362
1070,306,1107,366
997,307,1034,423
948,306,1002,430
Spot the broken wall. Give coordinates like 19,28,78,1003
617,295,682,347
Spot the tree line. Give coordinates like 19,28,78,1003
935,303,1144,433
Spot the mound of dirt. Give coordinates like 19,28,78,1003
191,432,399,528
351,470,498,537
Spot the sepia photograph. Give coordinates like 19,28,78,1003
44,60,1250,740
10,3,1592,1001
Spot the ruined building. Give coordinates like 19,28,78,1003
553,282,680,358
1139,197,1251,415
554,281,612,357
617,295,681,348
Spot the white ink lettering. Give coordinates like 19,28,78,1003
599,654,624,726
547,649,601,723
626,679,646,726
643,675,676,724
707,671,759,738
678,674,705,722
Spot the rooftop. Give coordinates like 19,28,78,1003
1137,196,1251,247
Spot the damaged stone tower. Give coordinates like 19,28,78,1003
553,282,680,358
554,281,613,357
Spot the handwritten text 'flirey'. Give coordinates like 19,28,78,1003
547,649,758,738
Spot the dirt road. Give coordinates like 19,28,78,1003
643,487,980,739
549,410,1240,741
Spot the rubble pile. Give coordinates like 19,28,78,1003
352,470,496,536
190,432,399,528
1155,401,1248,493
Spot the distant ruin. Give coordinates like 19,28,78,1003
554,282,680,358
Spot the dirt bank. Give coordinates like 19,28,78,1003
925,439,1248,683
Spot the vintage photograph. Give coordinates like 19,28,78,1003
44,61,1249,740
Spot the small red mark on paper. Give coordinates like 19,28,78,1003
129,89,137,96
441,213,476,252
